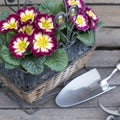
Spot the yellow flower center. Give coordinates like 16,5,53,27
19,25,34,35
14,38,29,55
39,17,53,31
3,18,18,30
20,10,35,23
34,34,53,52
68,0,80,6
87,10,96,19
76,15,86,27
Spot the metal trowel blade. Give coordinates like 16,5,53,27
55,69,116,107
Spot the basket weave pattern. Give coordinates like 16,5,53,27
0,48,94,103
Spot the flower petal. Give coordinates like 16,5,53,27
31,31,57,57
0,14,20,33
65,0,84,8
17,7,36,24
88,18,97,30
19,23,35,36
71,12,89,31
9,34,30,59
86,7,99,22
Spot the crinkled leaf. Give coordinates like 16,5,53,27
0,10,10,20
44,49,68,72
1,45,21,66
77,31,95,46
5,63,17,69
21,56,45,75
6,31,17,43
38,0,64,15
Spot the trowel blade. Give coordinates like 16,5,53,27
55,69,116,107
56,85,116,107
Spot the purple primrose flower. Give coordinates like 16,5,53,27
35,14,55,34
31,31,57,57
9,34,30,59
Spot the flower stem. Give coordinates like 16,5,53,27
23,0,28,8
17,0,20,10
63,0,69,42
68,8,80,40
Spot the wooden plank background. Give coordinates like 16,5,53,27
1,0,120,4
0,0,120,120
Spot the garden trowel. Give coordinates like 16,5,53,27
55,65,120,107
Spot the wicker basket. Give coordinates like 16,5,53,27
0,46,95,104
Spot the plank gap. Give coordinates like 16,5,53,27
0,4,33,7
96,47,120,50
104,26,120,29
1,3,120,7
87,3,120,6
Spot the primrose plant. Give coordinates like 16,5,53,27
0,0,100,75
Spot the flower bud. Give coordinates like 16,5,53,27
55,13,66,25
69,6,78,17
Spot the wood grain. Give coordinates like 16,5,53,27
85,0,120,4
90,6,120,27
86,50,120,67
96,28,120,47
1,0,120,5
0,108,107,120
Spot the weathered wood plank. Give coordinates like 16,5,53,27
1,0,120,5
0,6,120,27
85,0,120,4
0,7,16,14
96,28,120,47
86,50,120,67
90,6,120,27
0,0,47,5
0,108,107,120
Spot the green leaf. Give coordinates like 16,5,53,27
56,32,61,42
38,0,64,15
1,45,21,66
34,5,39,10
21,56,45,75
0,57,3,64
0,10,10,20
44,49,68,72
58,23,66,30
6,31,16,43
77,31,95,46
0,34,6,45
97,22,104,28
5,63,16,69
